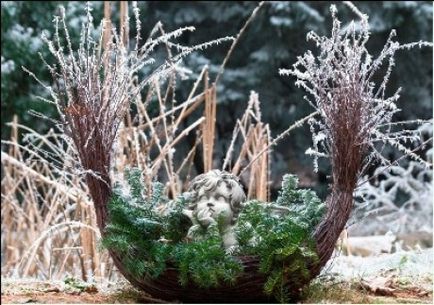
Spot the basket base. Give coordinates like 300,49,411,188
129,257,305,303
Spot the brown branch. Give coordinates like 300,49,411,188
214,1,265,85
239,111,319,176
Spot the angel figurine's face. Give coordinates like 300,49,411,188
183,170,246,250
186,170,246,228
195,182,234,226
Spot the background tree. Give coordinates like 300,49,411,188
1,1,432,199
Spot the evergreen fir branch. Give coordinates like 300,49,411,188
102,167,324,302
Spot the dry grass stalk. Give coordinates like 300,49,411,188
239,110,319,177
202,72,217,172
119,1,129,48
1,118,116,282
1,1,280,287
222,91,271,201
103,2,112,48
214,1,265,85
117,71,208,192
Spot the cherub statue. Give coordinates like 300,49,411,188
183,170,246,251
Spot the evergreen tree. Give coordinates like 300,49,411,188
2,1,431,199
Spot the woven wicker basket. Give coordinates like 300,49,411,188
110,254,313,303
88,173,353,303
134,257,271,303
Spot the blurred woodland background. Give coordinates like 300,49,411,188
1,1,432,284
2,1,432,196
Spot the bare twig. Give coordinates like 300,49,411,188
214,1,265,85
357,137,433,187
239,111,319,176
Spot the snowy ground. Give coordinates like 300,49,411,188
325,248,433,281
302,248,433,303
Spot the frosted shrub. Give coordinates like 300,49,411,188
23,2,233,175
354,161,433,234
353,122,433,235
21,2,234,230
280,3,432,191
280,3,432,268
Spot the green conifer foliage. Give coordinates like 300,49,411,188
101,167,243,287
102,168,325,302
172,225,243,288
235,175,325,302
275,174,325,230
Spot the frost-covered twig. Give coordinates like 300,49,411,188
214,1,265,85
280,4,433,185
357,137,433,187
281,2,432,272
238,110,319,177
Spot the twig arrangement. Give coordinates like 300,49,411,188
1,1,273,284
280,3,432,273
1,1,431,302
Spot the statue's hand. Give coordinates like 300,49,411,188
196,208,217,227
186,224,201,241
225,245,239,255
182,209,195,223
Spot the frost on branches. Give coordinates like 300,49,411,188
353,123,433,235
280,4,432,184
22,1,233,182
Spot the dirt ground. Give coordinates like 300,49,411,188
301,276,433,304
1,277,432,304
2,249,433,304
1,279,166,304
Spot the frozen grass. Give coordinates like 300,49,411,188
1,1,305,283
2,2,431,297
302,248,433,304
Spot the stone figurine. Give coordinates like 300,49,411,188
182,170,246,251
